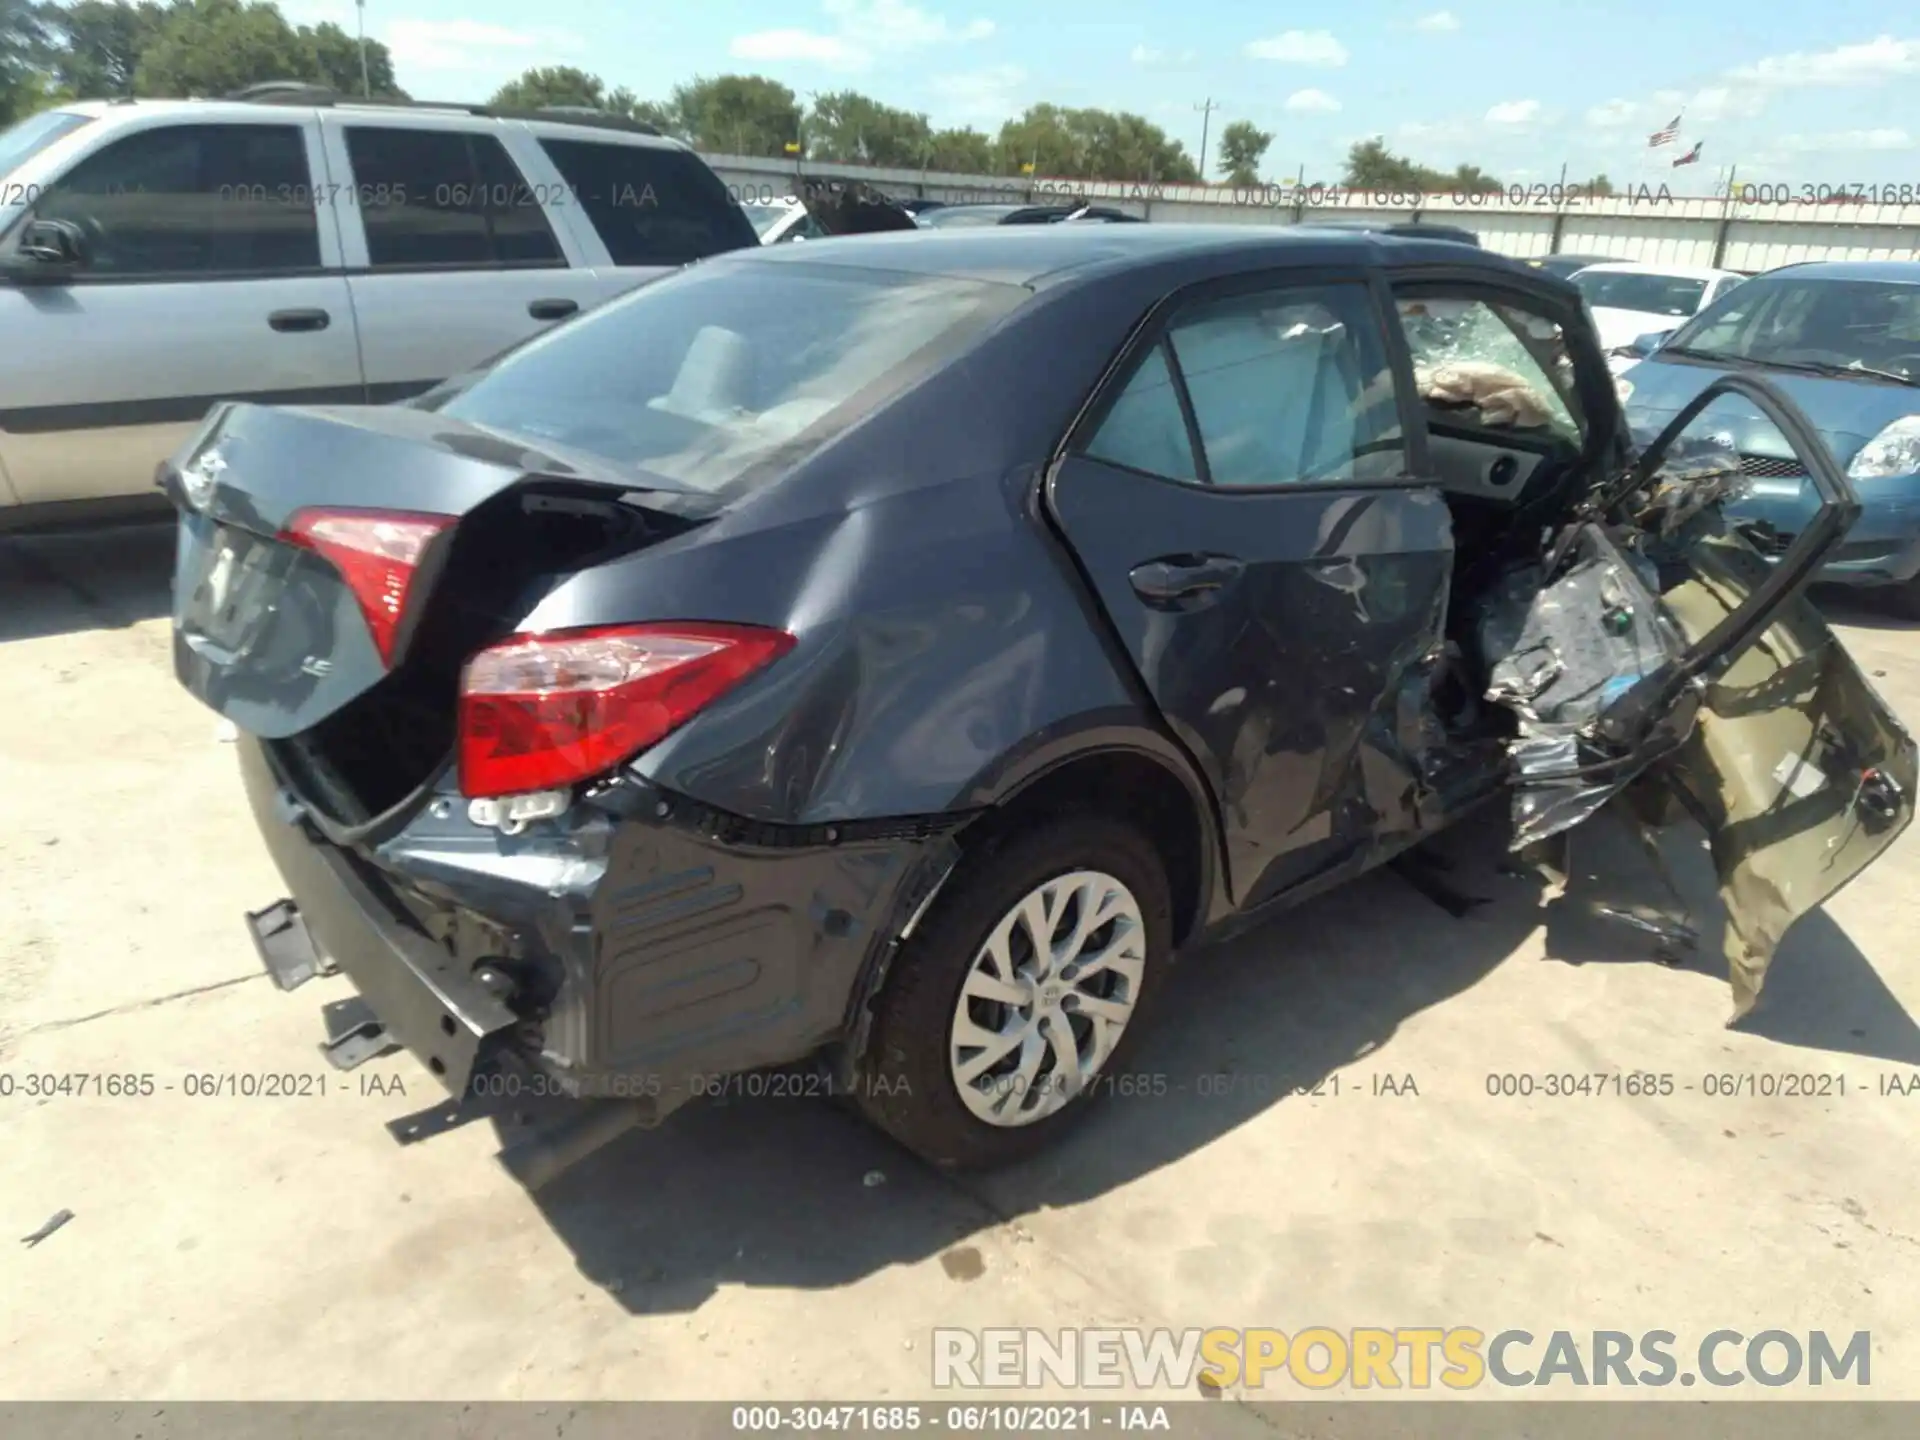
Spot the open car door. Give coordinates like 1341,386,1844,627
1487,371,1916,1018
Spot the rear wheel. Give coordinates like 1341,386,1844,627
853,815,1172,1170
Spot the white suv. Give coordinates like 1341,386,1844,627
0,85,759,526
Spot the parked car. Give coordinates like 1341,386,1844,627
1529,253,1616,280
0,86,758,528
742,196,823,244
1619,260,1920,610
1571,261,1747,358
916,202,1144,227
165,226,1913,1184
896,197,948,217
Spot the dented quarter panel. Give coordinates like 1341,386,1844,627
506,263,1233,829
1656,529,1918,1018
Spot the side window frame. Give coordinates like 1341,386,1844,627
1066,265,1427,495
323,118,574,273
1389,276,1593,456
1383,264,1625,482
1,116,334,280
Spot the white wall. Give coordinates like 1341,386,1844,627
703,153,1920,269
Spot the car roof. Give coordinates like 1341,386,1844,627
1762,260,1920,284
1574,261,1739,279
734,222,1526,289
56,96,691,150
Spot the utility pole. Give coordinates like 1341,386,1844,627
356,0,370,95
1194,97,1220,183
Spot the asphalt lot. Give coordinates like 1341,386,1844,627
4,521,1920,1407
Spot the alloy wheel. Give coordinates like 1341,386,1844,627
947,869,1146,1127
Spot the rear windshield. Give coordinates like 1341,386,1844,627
432,259,1029,496
1573,270,1709,316
0,110,93,182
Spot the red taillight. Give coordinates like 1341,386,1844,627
456,622,796,799
280,508,454,667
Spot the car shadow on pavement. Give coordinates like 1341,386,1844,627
517,804,1917,1314
0,521,176,642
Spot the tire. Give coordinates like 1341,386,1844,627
852,812,1173,1170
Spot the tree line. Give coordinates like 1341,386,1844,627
2,0,1596,192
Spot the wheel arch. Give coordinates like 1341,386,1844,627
949,716,1226,950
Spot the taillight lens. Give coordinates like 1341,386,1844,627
280,508,454,667
457,622,796,799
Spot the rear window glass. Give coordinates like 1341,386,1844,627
536,138,758,265
1572,269,1708,316
432,258,1027,496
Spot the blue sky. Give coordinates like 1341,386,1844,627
278,0,1918,187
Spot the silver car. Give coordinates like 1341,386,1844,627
0,86,757,527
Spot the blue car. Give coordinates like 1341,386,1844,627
1618,261,1920,612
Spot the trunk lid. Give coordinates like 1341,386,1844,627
167,402,717,822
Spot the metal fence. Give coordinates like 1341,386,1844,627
701,152,1920,270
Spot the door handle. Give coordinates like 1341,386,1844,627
268,308,330,333
1128,554,1247,602
528,298,579,321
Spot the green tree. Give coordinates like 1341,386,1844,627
804,89,931,167
671,73,799,157
1216,119,1272,187
925,125,991,172
126,0,397,98
1342,137,1500,193
598,84,680,134
299,18,398,98
1343,137,1429,189
1,0,53,123
1583,172,1614,196
1445,162,1501,194
992,103,1199,183
35,0,170,99
133,0,308,96
488,64,605,112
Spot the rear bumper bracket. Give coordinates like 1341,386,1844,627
246,899,334,991
318,995,401,1071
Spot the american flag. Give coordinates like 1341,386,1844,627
1648,114,1682,147
1672,141,1703,167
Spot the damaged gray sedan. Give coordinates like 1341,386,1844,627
164,226,1914,1183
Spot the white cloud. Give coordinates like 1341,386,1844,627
730,30,865,65
1485,99,1540,126
1729,35,1920,88
383,18,583,73
1398,117,1475,145
732,0,993,73
1132,43,1197,65
1779,128,1916,152
1285,88,1342,113
930,65,1026,123
1245,30,1350,66
1415,10,1461,31
1586,98,1638,127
